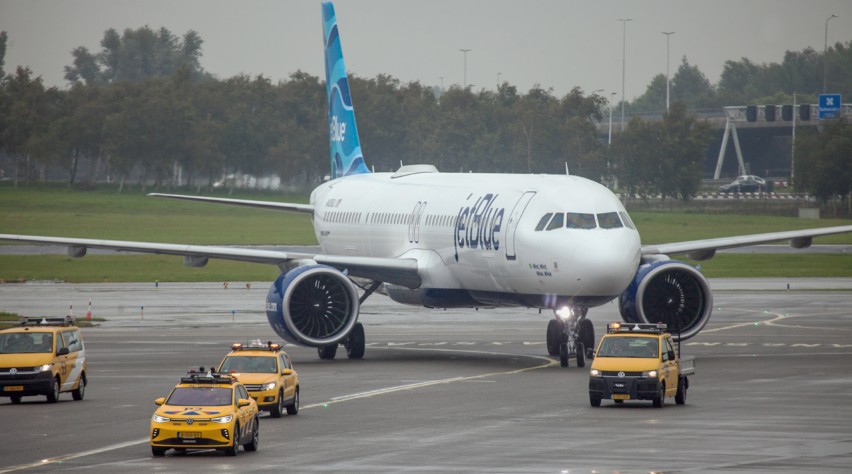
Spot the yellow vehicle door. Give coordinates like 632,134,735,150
52,332,73,389
662,337,679,396
60,329,84,391
279,353,296,399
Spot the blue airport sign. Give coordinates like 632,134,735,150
818,94,841,119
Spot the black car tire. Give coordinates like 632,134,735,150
10,395,22,404
72,375,86,401
151,446,166,457
243,417,259,452
286,388,300,415
675,377,687,405
224,425,240,456
270,390,284,418
589,395,601,407
46,377,60,403
653,383,665,408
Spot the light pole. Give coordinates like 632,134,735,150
608,92,616,146
823,14,837,93
618,19,632,132
459,49,471,88
497,72,502,89
663,31,674,111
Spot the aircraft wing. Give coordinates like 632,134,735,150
641,225,852,260
148,193,314,215
0,234,420,288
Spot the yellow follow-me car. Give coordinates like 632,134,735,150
150,370,259,457
217,340,300,418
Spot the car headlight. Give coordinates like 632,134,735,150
211,415,234,424
263,382,277,391
642,370,658,378
39,364,52,372
590,369,602,377
152,414,170,423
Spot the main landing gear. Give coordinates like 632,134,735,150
546,307,595,368
317,280,381,361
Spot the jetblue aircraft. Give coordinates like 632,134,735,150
2,2,851,367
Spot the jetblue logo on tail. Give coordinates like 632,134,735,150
323,2,370,179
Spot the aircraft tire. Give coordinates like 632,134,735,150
318,344,338,360
559,343,569,367
575,342,585,367
546,319,562,356
345,323,365,359
578,319,595,359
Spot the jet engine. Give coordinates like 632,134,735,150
266,265,360,347
618,260,712,340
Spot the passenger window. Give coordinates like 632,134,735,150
62,330,82,352
55,332,68,354
546,213,564,231
597,212,623,229
535,213,553,231
566,212,596,229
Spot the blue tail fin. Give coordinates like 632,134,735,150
322,2,369,179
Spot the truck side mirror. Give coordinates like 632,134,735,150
668,350,676,361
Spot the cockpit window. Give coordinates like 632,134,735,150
535,213,553,231
597,212,623,229
565,212,596,229
619,211,636,230
546,213,564,231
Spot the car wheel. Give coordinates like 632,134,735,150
270,390,284,418
151,446,167,457
614,399,624,404
589,395,601,407
72,375,86,401
286,388,299,415
243,417,259,452
225,424,240,456
10,395,22,404
653,383,665,408
546,319,562,356
46,377,60,403
559,343,569,367
675,377,687,405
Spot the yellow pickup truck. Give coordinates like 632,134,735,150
588,322,694,408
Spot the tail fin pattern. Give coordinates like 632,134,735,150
322,2,369,179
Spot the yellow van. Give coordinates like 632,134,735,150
0,317,87,403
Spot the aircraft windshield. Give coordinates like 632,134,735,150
166,387,233,406
0,333,53,354
597,337,659,358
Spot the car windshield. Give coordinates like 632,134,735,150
219,356,277,374
596,337,659,358
0,332,53,354
166,387,233,406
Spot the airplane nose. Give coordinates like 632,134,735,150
571,232,640,295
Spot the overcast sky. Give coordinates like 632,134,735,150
1,0,850,103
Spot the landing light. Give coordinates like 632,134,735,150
556,306,574,320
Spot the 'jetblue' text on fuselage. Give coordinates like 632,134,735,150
454,193,505,261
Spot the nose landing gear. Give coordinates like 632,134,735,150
546,307,595,368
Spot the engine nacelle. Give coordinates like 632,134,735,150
618,260,713,340
266,265,360,347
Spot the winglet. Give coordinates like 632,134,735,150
322,2,369,179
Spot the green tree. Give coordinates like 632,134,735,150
794,118,852,207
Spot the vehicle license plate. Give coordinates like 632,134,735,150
178,432,201,439
4,386,24,391
612,394,630,400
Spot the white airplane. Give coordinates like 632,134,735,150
2,2,851,368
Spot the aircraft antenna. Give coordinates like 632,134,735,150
565,163,570,175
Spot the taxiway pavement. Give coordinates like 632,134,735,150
1,280,851,472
